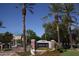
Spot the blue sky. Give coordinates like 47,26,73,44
0,3,79,37
0,3,50,37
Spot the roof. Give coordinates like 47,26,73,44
37,40,50,43
13,35,21,40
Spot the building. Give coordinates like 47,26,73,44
12,35,22,47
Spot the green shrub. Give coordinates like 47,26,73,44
57,48,67,53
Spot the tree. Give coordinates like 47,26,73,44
20,3,35,52
27,29,41,42
0,33,4,42
62,4,78,49
70,26,79,46
0,32,13,48
42,19,52,41
42,4,79,49
42,22,59,41
3,32,13,43
27,29,36,40
42,18,71,49
43,3,62,48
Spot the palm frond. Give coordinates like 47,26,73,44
28,7,34,9
48,5,53,12
58,15,62,21
0,21,2,26
48,13,53,16
63,3,74,13
28,9,34,14
0,21,6,28
71,16,77,23
25,3,36,8
42,16,49,19
49,3,63,12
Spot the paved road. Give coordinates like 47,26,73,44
0,51,18,56
0,47,24,56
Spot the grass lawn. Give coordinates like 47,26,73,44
60,50,79,56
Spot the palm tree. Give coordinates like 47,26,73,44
62,3,78,49
48,4,62,48
42,4,78,49
42,3,62,48
49,3,78,49
21,3,35,52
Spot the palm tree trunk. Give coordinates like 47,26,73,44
68,23,73,49
22,15,27,52
57,25,60,43
55,14,61,48
57,24,61,48
66,12,73,49
22,4,27,52
64,4,73,49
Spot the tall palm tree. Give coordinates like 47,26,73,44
43,3,78,49
48,4,62,48
62,3,78,49
21,3,35,52
42,3,62,48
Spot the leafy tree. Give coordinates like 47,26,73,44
0,32,13,48
26,29,41,44
0,33,4,42
3,32,13,43
27,29,36,40
42,22,58,41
